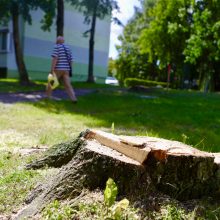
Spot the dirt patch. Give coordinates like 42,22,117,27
14,147,48,156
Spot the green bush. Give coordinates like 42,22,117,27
124,78,167,88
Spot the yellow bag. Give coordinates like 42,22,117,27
48,72,59,89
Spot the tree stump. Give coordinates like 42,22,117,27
14,129,220,219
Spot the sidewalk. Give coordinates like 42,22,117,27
0,89,95,104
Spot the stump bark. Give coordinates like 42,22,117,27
14,129,220,219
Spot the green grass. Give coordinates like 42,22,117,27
0,151,43,214
32,88,220,152
41,178,139,220
0,79,220,217
0,78,46,93
0,83,219,151
0,78,118,93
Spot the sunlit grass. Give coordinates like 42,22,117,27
0,81,220,217
0,102,97,148
0,78,46,93
0,151,43,214
1,87,220,152
0,78,118,93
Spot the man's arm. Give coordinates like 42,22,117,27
51,57,58,73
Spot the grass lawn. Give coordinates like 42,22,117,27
0,78,115,93
0,78,220,218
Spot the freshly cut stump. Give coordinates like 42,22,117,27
14,129,220,219
84,130,220,200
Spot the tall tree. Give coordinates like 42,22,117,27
69,0,119,83
139,0,192,70
0,0,55,85
57,0,64,36
184,0,220,91
138,0,220,91
116,0,158,84
116,0,220,90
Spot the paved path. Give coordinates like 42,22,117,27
0,89,95,104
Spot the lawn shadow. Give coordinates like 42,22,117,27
24,88,220,152
0,89,96,104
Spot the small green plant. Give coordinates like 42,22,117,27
42,200,73,220
42,178,139,220
181,133,189,144
103,178,139,219
196,204,220,220
104,178,138,220
39,134,48,145
104,178,118,207
111,198,130,220
164,204,185,220
111,122,115,134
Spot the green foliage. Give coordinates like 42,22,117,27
183,1,220,91
108,58,117,77
202,206,220,220
181,133,189,144
148,202,220,220
68,0,118,20
116,0,220,91
124,78,167,88
0,0,56,84
115,2,159,84
42,196,220,220
104,178,118,207
164,204,186,220
184,2,220,64
139,0,191,67
42,179,139,220
111,122,115,134
42,200,73,220
111,198,131,220
0,0,55,30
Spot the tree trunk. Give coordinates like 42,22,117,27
87,5,97,83
213,61,220,91
11,3,30,85
15,130,220,219
56,0,64,37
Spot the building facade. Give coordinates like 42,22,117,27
0,4,111,82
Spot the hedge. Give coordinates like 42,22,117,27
124,78,167,88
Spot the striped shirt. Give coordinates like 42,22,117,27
51,43,73,71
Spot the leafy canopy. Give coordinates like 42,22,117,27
0,0,56,30
69,0,119,24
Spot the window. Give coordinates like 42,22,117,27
0,29,10,53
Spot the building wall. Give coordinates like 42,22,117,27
5,3,111,82
0,18,24,78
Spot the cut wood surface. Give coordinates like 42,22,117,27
214,153,220,165
84,129,216,163
84,129,151,163
83,130,220,200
